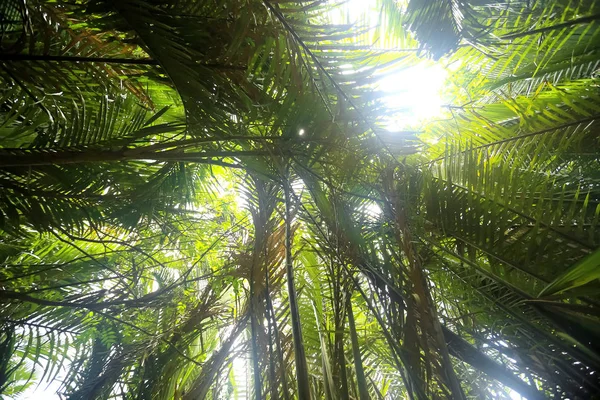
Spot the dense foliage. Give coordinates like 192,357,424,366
1,0,599,399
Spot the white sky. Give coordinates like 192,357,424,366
334,0,448,129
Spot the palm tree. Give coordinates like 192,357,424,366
1,0,599,399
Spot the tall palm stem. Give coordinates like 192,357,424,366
347,300,369,400
283,173,311,399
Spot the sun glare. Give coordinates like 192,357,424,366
379,64,447,129
331,0,448,130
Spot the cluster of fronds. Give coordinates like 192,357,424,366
0,0,599,399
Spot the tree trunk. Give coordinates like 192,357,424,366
283,177,311,400
347,302,369,400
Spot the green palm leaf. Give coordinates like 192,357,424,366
539,247,600,297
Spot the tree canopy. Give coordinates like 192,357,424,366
0,0,599,399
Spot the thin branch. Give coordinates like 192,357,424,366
501,14,600,39
0,53,247,70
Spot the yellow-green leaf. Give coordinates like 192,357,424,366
539,247,600,297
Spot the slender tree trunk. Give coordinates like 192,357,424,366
266,290,291,400
266,307,279,400
336,328,350,400
347,302,369,400
250,311,263,400
334,278,350,400
283,176,311,400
